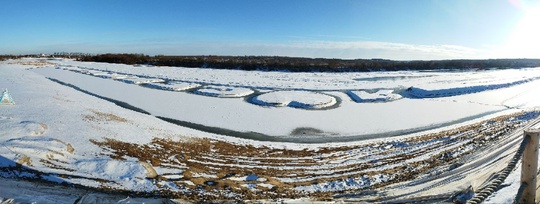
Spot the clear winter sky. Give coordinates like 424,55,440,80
1,0,539,60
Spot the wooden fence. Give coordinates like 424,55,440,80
515,129,540,204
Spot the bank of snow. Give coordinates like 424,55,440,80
145,81,201,91
404,76,540,99
347,90,402,103
193,85,254,98
119,77,165,85
251,91,337,109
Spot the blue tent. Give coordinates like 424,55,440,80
0,89,15,105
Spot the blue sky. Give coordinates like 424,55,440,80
1,0,539,60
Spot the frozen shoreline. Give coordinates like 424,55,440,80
33,66,511,137
47,75,506,143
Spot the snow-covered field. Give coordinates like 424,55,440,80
2,58,540,202
30,59,540,140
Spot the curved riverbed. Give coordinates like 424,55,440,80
33,63,540,142
47,77,507,143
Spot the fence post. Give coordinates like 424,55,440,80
521,129,539,204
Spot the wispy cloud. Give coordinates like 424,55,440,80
283,40,483,59
9,39,488,60
209,40,486,60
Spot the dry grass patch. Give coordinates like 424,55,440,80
9,60,56,67
66,143,75,153
17,155,32,166
89,135,467,200
87,111,538,201
83,110,129,123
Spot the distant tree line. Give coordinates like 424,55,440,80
0,53,95,60
52,52,95,58
75,53,540,72
0,55,19,61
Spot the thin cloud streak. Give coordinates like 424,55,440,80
7,40,488,60
286,41,483,58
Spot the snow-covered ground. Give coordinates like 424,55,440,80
347,89,402,103
251,91,338,109
145,81,201,92
26,58,540,140
0,60,183,194
193,85,254,98
2,58,540,202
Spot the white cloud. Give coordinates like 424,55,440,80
283,41,483,58
151,40,486,60
7,39,488,60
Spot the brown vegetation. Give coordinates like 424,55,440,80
83,110,130,123
87,111,535,201
79,53,540,72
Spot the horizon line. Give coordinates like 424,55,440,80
4,53,540,62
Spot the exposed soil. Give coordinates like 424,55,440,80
87,111,539,201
